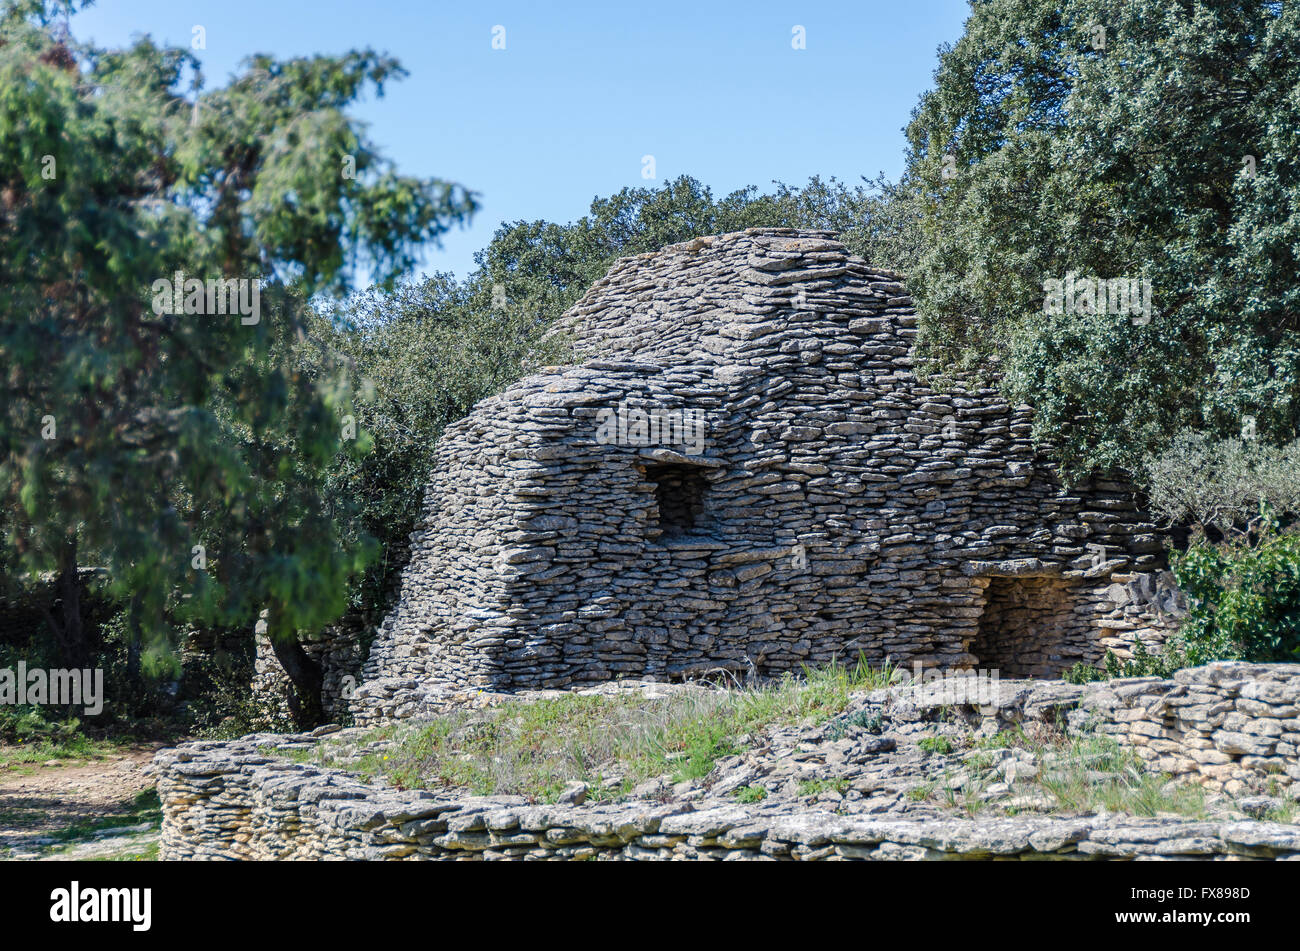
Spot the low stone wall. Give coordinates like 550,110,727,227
886,662,1300,795
1077,663,1300,794
153,663,1300,861
153,738,1299,861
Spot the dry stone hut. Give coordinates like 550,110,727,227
330,229,1181,723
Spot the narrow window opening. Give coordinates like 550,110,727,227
646,463,710,538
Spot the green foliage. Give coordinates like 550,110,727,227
1172,528,1300,664
975,727,1029,751
476,173,919,338
0,643,89,749
0,3,474,668
91,609,180,725
1140,431,1300,667
184,653,296,738
825,708,884,740
1063,638,1185,683
1062,661,1102,684
905,0,1300,479
918,734,954,755
796,777,849,797
0,702,122,765
733,784,768,803
0,703,80,744
1145,432,1300,537
303,274,568,617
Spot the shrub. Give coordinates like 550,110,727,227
0,704,81,745
796,777,849,797
185,655,295,738
825,708,884,739
1145,433,1300,537
1172,527,1300,664
1063,638,1187,683
1141,432,1300,667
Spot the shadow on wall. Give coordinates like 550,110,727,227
969,576,1095,679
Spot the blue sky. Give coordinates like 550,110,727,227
72,0,971,283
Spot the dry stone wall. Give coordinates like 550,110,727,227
897,662,1300,795
252,627,368,723
346,229,1177,724
154,664,1300,861
1068,663,1300,793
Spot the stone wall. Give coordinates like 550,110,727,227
971,577,1089,678
154,663,1300,860
892,662,1300,795
252,627,369,723
345,230,1180,724
152,742,1299,862
1071,663,1300,794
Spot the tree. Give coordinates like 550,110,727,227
904,0,1300,480
305,274,565,624
1141,432,1300,664
1145,432,1300,540
0,1,475,724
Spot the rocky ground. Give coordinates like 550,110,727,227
0,745,162,860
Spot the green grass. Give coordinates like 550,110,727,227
918,735,954,755
85,840,160,861
906,782,935,802
797,777,849,798
734,784,768,803
1034,737,1208,818
47,788,162,844
975,727,1030,750
825,709,883,738
911,728,1213,820
0,733,124,769
296,657,893,803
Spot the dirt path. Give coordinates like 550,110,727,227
0,745,163,860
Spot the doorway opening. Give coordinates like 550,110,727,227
969,576,1088,679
